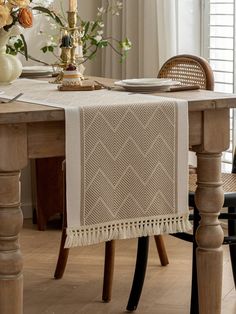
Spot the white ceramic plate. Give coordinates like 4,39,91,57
122,78,172,86
114,80,180,92
21,66,53,77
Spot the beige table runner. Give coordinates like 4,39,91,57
1,79,191,247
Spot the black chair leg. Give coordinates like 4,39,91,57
102,240,115,302
228,207,236,288
126,236,149,312
54,227,70,279
190,205,200,314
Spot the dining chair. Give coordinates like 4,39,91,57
33,157,64,231
54,161,115,303
127,56,236,314
154,54,214,267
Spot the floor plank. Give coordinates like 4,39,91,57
21,219,236,314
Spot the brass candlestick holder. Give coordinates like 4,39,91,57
52,10,84,83
60,11,82,67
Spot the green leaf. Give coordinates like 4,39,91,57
48,46,54,52
54,15,64,27
14,42,19,49
91,21,98,32
20,34,28,61
6,45,17,55
90,38,98,45
84,22,90,35
41,46,48,53
100,40,108,47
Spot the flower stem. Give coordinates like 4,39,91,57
18,51,50,65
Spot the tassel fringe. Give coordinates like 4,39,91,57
65,214,192,248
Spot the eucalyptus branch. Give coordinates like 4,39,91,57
51,51,61,62
104,36,121,44
105,0,110,12
81,46,99,64
107,41,123,57
83,43,95,52
18,50,50,65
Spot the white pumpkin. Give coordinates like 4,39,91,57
0,27,22,85
0,53,22,84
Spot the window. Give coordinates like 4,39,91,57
202,0,235,172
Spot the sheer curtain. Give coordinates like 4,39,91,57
101,0,200,165
101,0,178,79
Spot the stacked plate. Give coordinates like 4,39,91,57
21,66,54,78
114,78,180,92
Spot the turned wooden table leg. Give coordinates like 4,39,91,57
0,171,24,314
0,124,28,314
195,153,224,314
193,109,229,314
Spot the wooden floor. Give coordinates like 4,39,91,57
21,219,236,314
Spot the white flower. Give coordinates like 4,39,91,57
97,30,103,35
111,9,120,16
121,38,132,51
116,1,123,9
97,6,106,16
8,36,19,47
94,34,102,42
98,21,104,28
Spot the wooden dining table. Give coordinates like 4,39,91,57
0,77,236,314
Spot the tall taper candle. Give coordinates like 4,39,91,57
69,0,77,12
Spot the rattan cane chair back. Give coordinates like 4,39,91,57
158,54,214,90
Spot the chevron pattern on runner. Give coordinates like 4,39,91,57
81,101,178,226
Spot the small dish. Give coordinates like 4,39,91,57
121,78,172,86
114,80,180,92
21,66,53,78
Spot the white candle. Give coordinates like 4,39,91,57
78,44,83,57
69,0,77,12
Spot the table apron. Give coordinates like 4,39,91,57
0,109,229,161
27,121,65,159
24,113,203,159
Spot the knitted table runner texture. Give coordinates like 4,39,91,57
1,79,191,247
